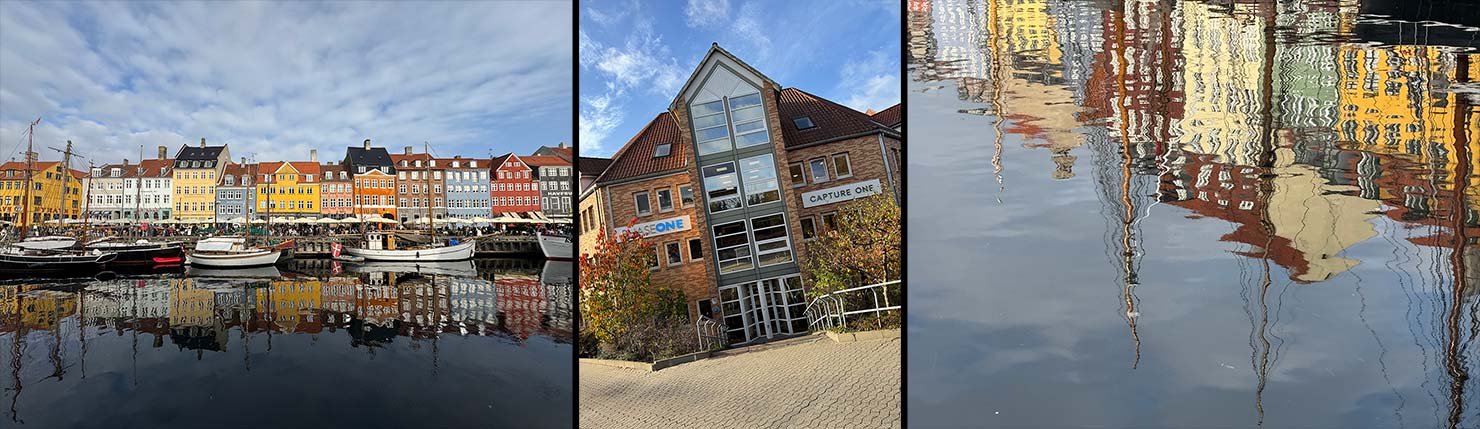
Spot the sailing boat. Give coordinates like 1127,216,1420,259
82,149,185,266
0,128,117,275
186,157,283,268
343,143,474,261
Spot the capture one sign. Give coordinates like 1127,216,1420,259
614,215,692,238
801,179,882,208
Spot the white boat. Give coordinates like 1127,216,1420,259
342,231,476,262
537,232,573,260
13,235,78,251
186,236,282,268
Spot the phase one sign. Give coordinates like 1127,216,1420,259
614,215,692,238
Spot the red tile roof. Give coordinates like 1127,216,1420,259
872,103,901,128
0,161,87,180
777,88,895,148
320,163,351,182
521,155,570,167
98,159,173,179
595,112,685,184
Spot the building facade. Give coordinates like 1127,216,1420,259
215,162,255,222
443,156,491,220
524,155,573,218
392,148,446,222
490,153,541,214
319,163,353,219
342,139,398,220
255,161,321,219
172,139,229,221
0,158,84,225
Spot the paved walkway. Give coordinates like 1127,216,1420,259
580,333,901,428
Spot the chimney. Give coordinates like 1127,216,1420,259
310,149,318,162
404,146,412,155
240,157,246,165
158,146,167,159
123,159,130,166
363,139,371,149
200,138,206,148
558,141,567,149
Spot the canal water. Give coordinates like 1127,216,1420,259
908,0,1479,427
0,258,571,428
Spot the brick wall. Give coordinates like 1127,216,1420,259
605,171,715,319
783,134,902,239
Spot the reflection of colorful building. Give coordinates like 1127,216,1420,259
169,279,216,327
256,280,323,332
496,275,545,340
1173,2,1270,166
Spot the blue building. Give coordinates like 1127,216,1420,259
442,156,491,220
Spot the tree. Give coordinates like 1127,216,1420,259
802,192,901,304
578,222,687,348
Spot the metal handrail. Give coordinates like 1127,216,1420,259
804,279,902,331
696,315,726,350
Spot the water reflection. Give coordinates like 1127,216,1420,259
910,0,1479,427
0,259,571,427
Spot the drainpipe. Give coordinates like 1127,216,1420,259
878,133,898,203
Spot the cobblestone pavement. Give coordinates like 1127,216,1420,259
580,334,901,428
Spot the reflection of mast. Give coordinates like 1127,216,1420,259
77,290,86,380
8,299,23,423
1443,52,1471,429
1111,0,1141,369
1251,6,1279,424
987,0,1006,200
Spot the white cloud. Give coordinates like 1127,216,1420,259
729,2,770,59
684,0,729,28
836,49,901,112
0,1,572,167
578,93,622,156
577,13,683,154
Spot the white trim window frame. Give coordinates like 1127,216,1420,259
832,153,853,179
739,153,780,207
712,220,754,274
633,191,651,216
693,99,731,155
727,92,769,149
808,158,829,184
656,188,675,213
749,213,793,267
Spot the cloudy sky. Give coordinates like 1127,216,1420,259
579,0,901,157
0,1,571,168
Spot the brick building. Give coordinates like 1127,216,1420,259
584,45,902,345
523,155,573,218
391,147,446,222
490,153,541,214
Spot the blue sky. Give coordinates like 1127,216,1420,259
0,1,571,167
579,0,901,157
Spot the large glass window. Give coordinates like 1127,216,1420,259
728,93,769,148
713,220,753,274
702,163,741,213
693,100,730,155
751,213,792,267
739,154,779,206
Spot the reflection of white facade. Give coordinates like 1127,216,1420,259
1174,2,1269,166
448,277,498,326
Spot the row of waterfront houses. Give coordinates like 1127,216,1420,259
577,44,903,346
0,139,574,225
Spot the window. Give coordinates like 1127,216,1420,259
788,163,805,187
688,238,703,260
656,188,674,212
739,154,779,206
751,213,792,267
679,185,694,208
654,143,671,157
713,220,752,274
800,217,817,240
793,116,815,130
693,100,730,155
665,242,682,265
728,93,769,148
702,163,741,213
832,153,852,179
809,158,829,183
633,192,651,216
821,212,837,230
651,246,660,270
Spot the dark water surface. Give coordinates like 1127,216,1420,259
908,0,1479,427
0,258,572,428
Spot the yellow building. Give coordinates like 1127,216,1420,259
172,139,230,221
256,279,324,331
0,159,85,226
168,278,216,327
255,161,322,218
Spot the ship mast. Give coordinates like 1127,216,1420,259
135,145,143,226
425,142,436,244
57,141,77,243
18,118,39,239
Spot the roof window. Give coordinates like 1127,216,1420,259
794,117,816,130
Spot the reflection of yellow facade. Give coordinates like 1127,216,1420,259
8,289,79,330
1336,46,1480,208
0,161,84,225
1175,2,1269,166
169,279,215,327
988,0,1082,178
256,280,323,329
1268,148,1379,282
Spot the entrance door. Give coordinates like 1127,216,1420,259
719,275,806,345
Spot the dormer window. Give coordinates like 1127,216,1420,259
794,117,816,130
470,161,477,168
452,161,460,168
654,143,672,157
400,160,408,167
415,160,422,167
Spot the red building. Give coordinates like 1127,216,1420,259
490,153,540,214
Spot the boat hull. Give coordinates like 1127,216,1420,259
0,252,116,277
96,244,185,267
342,241,476,262
537,233,573,260
186,249,282,268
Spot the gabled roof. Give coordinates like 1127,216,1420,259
258,161,321,176
671,43,780,112
138,159,173,178
777,87,898,148
176,145,226,162
521,155,569,167
490,153,514,170
533,144,573,161
578,157,613,177
492,152,533,172
872,103,901,128
218,163,254,186
320,164,350,182
595,112,685,184
438,157,490,169
344,146,395,170
389,153,442,169
96,159,173,179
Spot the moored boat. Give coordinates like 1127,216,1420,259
13,235,78,251
0,247,117,277
186,236,283,268
536,232,573,261
86,239,186,267
342,231,476,262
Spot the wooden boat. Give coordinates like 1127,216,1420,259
86,239,186,267
13,235,78,251
0,247,117,277
186,236,282,268
537,232,573,261
343,231,476,261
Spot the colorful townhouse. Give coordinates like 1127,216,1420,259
490,153,541,214
586,45,902,345
172,139,229,221
341,139,397,220
215,162,255,222
391,147,446,222
319,163,353,219
523,155,573,219
0,155,85,226
86,157,173,221
443,156,491,220
255,161,321,219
